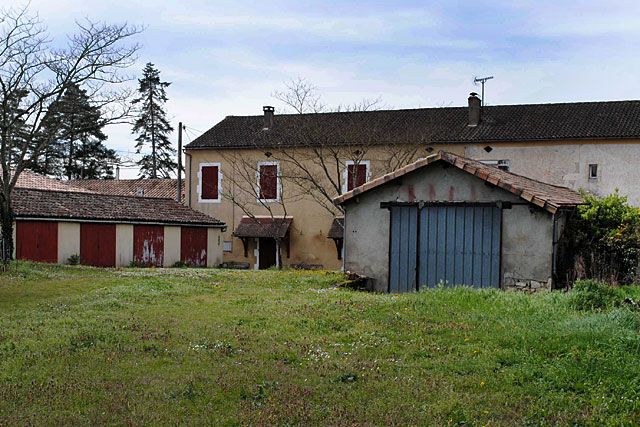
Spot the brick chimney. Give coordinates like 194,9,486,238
468,92,481,127
263,106,274,129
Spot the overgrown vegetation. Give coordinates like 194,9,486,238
562,190,640,285
1,262,640,424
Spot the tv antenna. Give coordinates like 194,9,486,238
473,76,494,106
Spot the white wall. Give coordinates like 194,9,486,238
57,222,80,264
163,226,181,267
115,224,134,267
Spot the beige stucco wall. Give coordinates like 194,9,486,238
464,140,640,206
185,144,463,270
163,226,181,267
57,222,80,264
207,227,223,267
342,162,556,292
115,224,134,267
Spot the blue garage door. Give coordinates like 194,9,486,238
389,205,501,292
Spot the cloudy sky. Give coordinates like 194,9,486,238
5,0,640,178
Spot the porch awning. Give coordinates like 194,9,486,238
233,217,293,239
327,217,344,239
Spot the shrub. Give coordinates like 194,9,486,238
172,260,187,268
569,280,622,311
67,254,80,265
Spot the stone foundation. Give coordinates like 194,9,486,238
503,272,552,293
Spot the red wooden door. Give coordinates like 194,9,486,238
80,223,116,267
16,221,58,263
133,225,164,267
180,227,207,267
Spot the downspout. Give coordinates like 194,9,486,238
552,213,559,283
185,151,193,207
341,206,346,272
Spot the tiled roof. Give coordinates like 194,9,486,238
186,100,640,149
14,170,91,193
12,188,224,226
327,217,344,239
232,217,293,238
70,178,183,200
333,152,584,214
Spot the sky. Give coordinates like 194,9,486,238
4,0,640,178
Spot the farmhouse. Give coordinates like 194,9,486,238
334,152,583,293
11,172,225,267
184,94,640,271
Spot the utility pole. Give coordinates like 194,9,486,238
473,76,494,106
177,122,183,203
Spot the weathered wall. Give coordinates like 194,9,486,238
115,224,134,267
207,227,223,267
343,162,556,292
163,226,181,267
465,140,640,206
57,222,80,264
185,144,464,270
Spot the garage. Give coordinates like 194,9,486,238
335,152,583,293
15,221,58,263
80,223,116,267
180,226,207,266
133,225,164,266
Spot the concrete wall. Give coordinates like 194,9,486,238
465,140,640,206
163,226,181,267
115,224,134,267
57,222,80,264
207,227,223,267
342,162,557,292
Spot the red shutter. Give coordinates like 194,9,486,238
201,165,219,200
347,163,368,191
259,164,278,200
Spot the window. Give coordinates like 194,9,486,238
344,160,370,192
198,162,222,203
223,241,233,252
589,164,599,180
258,161,280,201
480,159,510,171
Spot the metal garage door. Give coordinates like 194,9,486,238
16,221,58,263
133,225,164,267
389,205,501,292
180,227,207,267
80,223,116,267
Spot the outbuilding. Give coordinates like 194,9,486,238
334,152,583,293
12,187,226,267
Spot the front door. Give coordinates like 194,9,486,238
258,238,277,269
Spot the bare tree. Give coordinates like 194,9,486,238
0,5,142,261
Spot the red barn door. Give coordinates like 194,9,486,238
80,223,116,267
16,221,58,263
180,227,207,267
133,225,164,267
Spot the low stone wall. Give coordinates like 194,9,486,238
503,272,552,293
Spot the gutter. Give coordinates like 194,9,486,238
15,216,227,230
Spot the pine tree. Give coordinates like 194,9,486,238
131,63,177,179
36,83,118,179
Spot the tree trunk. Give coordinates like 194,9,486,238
150,89,156,178
1,193,14,263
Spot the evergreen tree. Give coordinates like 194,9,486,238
36,83,118,179
131,63,177,178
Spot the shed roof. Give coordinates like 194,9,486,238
70,178,183,200
14,170,91,193
232,217,293,238
333,152,584,214
12,188,224,227
186,100,640,150
327,217,344,239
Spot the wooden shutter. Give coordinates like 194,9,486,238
201,165,219,200
347,163,368,191
259,164,278,200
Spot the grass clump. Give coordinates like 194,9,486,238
569,279,622,310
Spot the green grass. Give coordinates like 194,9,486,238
1,262,640,425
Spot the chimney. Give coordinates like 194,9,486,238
263,106,274,129
115,166,120,180
468,92,481,127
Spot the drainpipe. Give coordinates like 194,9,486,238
185,151,193,207
552,214,559,280
341,206,346,272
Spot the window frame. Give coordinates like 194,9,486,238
197,162,222,203
256,161,281,202
343,160,371,193
588,163,599,180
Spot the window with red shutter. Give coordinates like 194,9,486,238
347,163,368,191
259,163,278,200
200,164,220,201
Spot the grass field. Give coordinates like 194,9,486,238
1,262,640,425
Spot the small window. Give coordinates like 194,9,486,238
258,162,279,201
198,162,222,203
345,160,370,192
589,164,599,179
480,159,510,172
223,241,232,252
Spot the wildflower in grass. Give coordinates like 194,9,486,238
464,338,469,342
483,410,489,413
480,381,485,387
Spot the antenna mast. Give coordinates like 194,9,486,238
473,76,494,106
